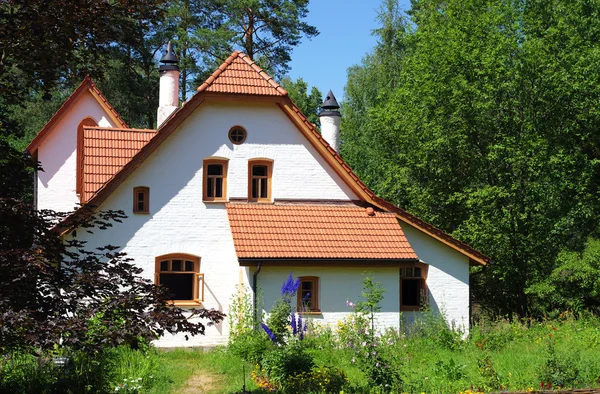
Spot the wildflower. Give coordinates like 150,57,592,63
291,313,297,335
281,272,300,297
261,323,277,343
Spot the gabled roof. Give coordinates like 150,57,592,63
227,203,418,260
82,127,157,202
61,51,488,265
197,51,288,96
26,76,128,153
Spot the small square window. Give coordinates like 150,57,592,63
133,186,149,214
203,159,228,202
248,160,272,202
401,265,427,311
297,276,319,313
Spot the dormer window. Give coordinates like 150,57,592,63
133,186,149,214
248,159,272,202
203,158,228,202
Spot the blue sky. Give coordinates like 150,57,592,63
287,0,412,103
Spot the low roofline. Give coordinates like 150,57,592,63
26,76,128,153
239,258,421,267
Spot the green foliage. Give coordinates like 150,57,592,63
284,366,347,394
266,297,293,342
228,329,271,365
539,337,581,389
261,340,314,390
341,0,600,317
0,346,160,394
228,286,257,338
354,275,386,334
280,77,323,127
530,237,600,315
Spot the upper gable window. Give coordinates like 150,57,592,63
228,126,247,145
203,158,228,202
248,159,273,202
133,186,149,214
76,117,98,199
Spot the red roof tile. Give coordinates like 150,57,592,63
82,127,156,202
197,51,288,96
27,76,128,153
226,203,418,260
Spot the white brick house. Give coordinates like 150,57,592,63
26,48,488,347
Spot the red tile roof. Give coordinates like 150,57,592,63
26,76,128,153
197,51,288,96
226,203,418,260
54,53,488,265
82,127,156,202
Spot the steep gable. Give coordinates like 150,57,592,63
26,76,128,153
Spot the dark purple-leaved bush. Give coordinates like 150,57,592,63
0,198,225,355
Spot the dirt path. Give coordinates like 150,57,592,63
179,371,220,394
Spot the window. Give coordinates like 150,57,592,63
401,264,427,311
248,159,273,202
133,186,149,214
203,159,228,201
76,117,98,199
155,254,203,305
228,126,247,144
297,276,319,313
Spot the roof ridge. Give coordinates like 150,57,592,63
196,50,287,96
237,53,288,96
196,51,241,93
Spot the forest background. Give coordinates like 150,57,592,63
1,0,600,321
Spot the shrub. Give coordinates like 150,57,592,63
261,340,314,389
229,329,271,365
284,366,347,394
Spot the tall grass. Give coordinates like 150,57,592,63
2,314,599,393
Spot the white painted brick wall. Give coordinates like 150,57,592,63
258,267,402,332
63,100,472,346
401,224,471,333
72,102,359,346
36,91,116,213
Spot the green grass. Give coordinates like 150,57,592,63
2,315,599,393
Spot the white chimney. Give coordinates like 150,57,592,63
157,42,180,128
319,90,341,152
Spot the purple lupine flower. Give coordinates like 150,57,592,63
261,323,277,343
291,313,297,335
281,272,301,297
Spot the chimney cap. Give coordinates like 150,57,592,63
159,42,179,71
321,90,340,110
320,90,340,117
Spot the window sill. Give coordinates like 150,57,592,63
298,311,322,315
203,200,228,204
133,211,149,214
400,306,422,312
169,301,203,307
